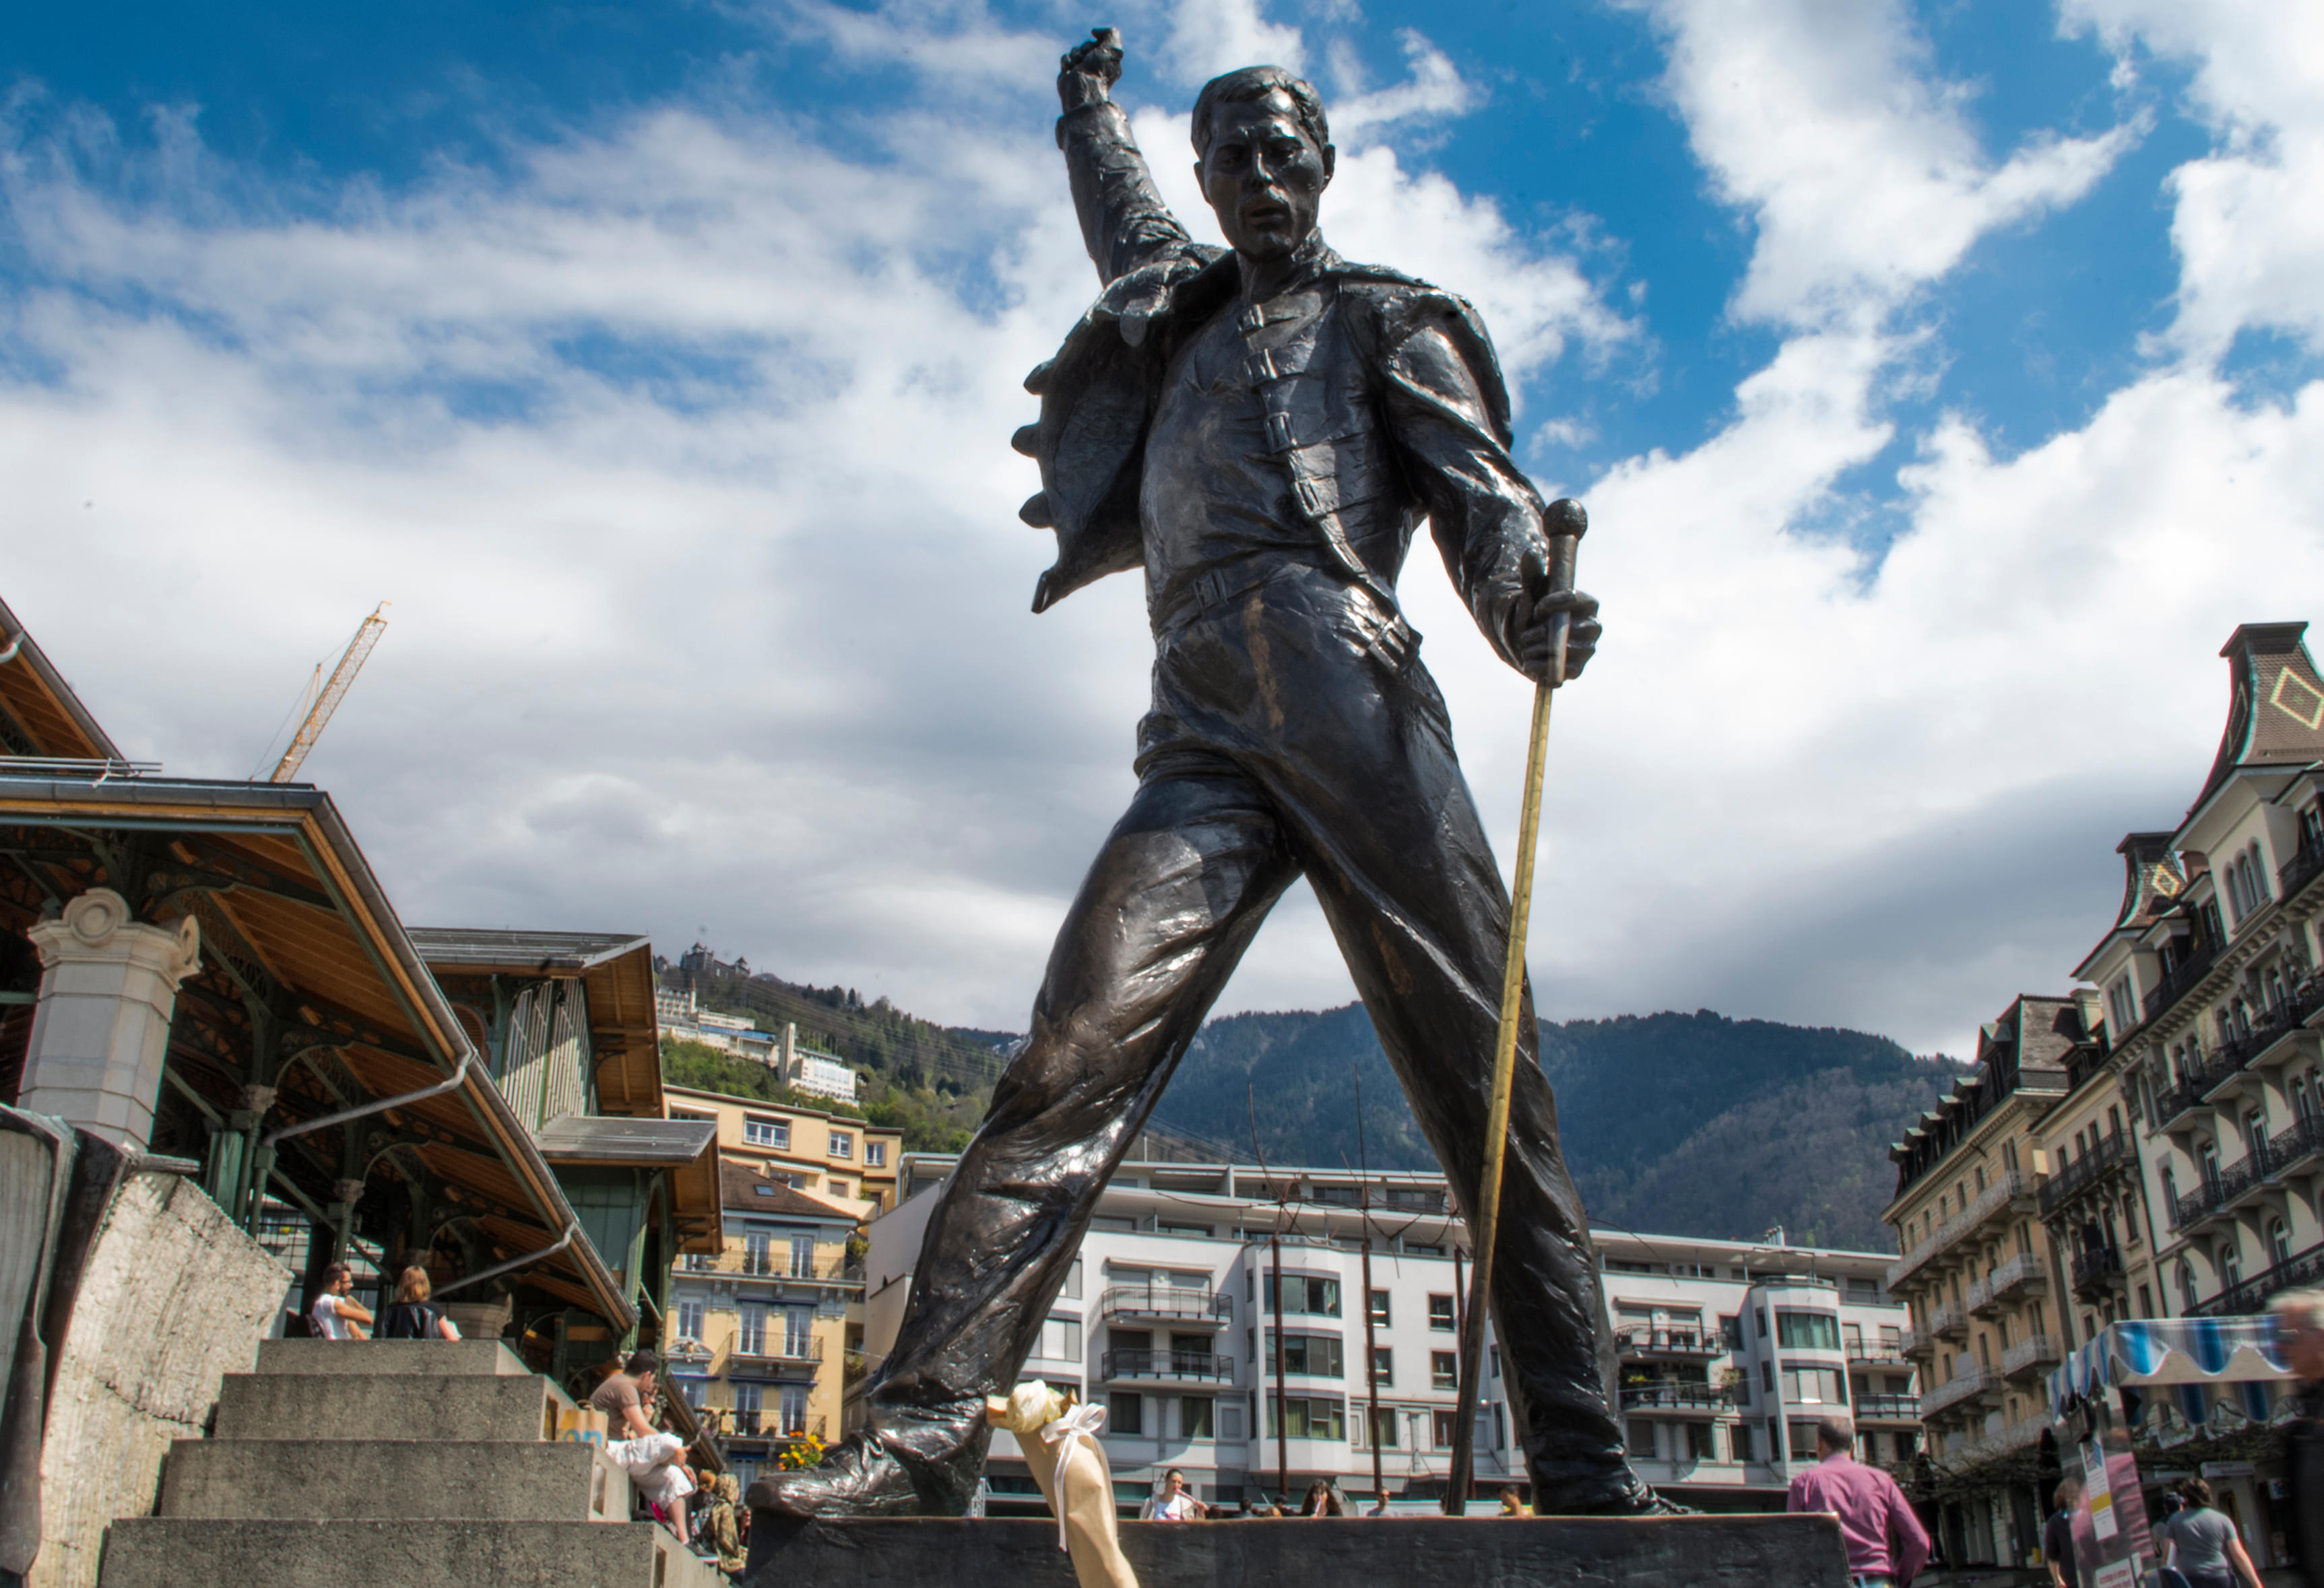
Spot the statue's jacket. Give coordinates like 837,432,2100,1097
1019,100,1554,677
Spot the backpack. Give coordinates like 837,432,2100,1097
379,1302,440,1339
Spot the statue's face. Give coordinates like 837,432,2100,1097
1196,89,1334,261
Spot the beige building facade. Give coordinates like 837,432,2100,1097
664,1082,901,1215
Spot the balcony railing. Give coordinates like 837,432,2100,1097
2000,1333,2061,1380
717,1254,867,1284
1966,1253,2048,1317
1929,1299,1968,1340
1613,1328,1721,1359
2038,1130,2131,1218
1885,1168,2034,1290
1898,1327,1936,1359
1099,1286,1232,1325
1099,1348,1235,1384
730,1335,825,1364
2280,840,2324,904
2143,935,2223,1026
1934,1414,2048,1471
1853,1393,1920,1421
2070,1246,2124,1294
1847,1339,1910,1366
1920,1367,2002,1418
2271,1113,2324,1175
716,1411,827,1441
2189,1238,2324,1317
1617,1383,1733,1413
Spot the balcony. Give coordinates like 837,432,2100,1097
716,1411,827,1444
730,1335,825,1368
2000,1333,2062,1381
1885,1168,2036,1290
1614,1327,1722,1361
2273,1113,2324,1177
1898,1327,1937,1361
2070,1245,2125,1298
1935,1414,2048,1472
1920,1366,2002,1418
2142,935,2223,1026
1853,1393,1920,1422
1617,1383,1733,1416
2172,1144,2284,1234
1966,1253,2048,1317
1929,1300,1968,1342
1099,1286,1233,1326
2038,1129,2132,1218
725,1254,867,1286
1848,1339,1910,1368
2189,1238,2324,1317
2280,840,2324,906
1100,1348,1235,1385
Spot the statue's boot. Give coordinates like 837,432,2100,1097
742,1402,984,1519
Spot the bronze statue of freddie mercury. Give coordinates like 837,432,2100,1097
750,30,1658,1519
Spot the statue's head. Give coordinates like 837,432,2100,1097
1191,66,1335,261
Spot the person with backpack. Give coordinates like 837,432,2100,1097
377,1266,461,1339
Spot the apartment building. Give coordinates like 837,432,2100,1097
2076,624,2324,1323
664,1082,901,1214
1883,995,2084,1565
666,1162,863,1490
861,1153,1916,1514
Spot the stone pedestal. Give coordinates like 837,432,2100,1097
19,890,201,1153
741,1514,1852,1587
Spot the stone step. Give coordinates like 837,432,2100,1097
255,1338,536,1377
157,1438,624,1522
102,1519,721,1588
745,1514,1852,1586
214,1370,574,1443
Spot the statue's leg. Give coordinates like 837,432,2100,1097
1265,658,1654,1515
747,762,1296,1519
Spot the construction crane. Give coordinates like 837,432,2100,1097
269,602,390,783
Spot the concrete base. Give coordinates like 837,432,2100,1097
157,1438,624,1522
742,1515,1852,1586
102,1519,719,1588
213,1370,567,1443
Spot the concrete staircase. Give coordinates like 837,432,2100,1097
101,1339,720,1588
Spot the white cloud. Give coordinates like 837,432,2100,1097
2063,0,2324,360
1637,0,2136,328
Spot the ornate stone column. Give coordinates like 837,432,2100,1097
19,889,201,1153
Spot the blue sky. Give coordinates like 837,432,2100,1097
5,0,2322,1056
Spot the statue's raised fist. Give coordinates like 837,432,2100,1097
1060,28,1124,88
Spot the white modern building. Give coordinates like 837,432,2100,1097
657,987,862,1103
858,1152,1920,1514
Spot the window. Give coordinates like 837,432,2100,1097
1270,1332,1345,1377
1732,1423,1755,1463
1181,1396,1214,1439
2136,1285,2154,1320
1427,1294,1456,1331
1842,1323,1864,1357
783,1308,812,1357
1219,1400,1245,1442
2271,1219,2294,1267
1625,1418,1657,1459
678,1376,707,1409
1061,1259,1083,1301
1431,1351,1458,1389
1265,1396,1345,1440
738,1305,766,1355
2106,977,2136,1038
744,1231,772,1275
1685,1422,1717,1462
789,1234,815,1278
1365,1406,1398,1448
829,1179,849,1199
732,1382,762,1430
1368,1290,1392,1327
1109,1392,1143,1436
828,1131,853,1159
2177,1261,2197,1313
1432,1410,1458,1448
744,1115,789,1149
1035,1315,1083,1362
1782,1366,1845,1405
1720,1315,1743,1349
1879,1325,1902,1352
676,1298,704,1341
1788,1420,1822,1461
864,1141,887,1168
1370,1348,1394,1387
1762,1360,1774,1392
1266,1276,1341,1317
2220,1245,2242,1288
779,1386,810,1433
1777,1311,1841,1351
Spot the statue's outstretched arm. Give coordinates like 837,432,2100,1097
1055,29,1201,286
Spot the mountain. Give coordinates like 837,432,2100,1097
1149,1005,1964,1253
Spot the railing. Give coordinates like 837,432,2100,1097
2038,1130,2131,1217
2070,1246,2123,1292
2271,1113,2324,1173
2000,1333,2061,1379
1847,1339,1909,1365
2213,1003,2304,1073
1929,1299,1968,1339
1100,1286,1232,1323
1853,1393,1920,1420
730,1255,866,1283
2189,1238,2324,1317
1613,1328,1720,1358
1617,1384,1734,1412
1966,1255,2046,1317
1898,1327,1935,1358
731,1335,825,1364
1920,1367,2001,1418
1885,1168,2033,1290
2280,841,2324,904
1100,1348,1235,1384
718,1411,826,1441
2156,1073,2209,1131
2143,935,2223,1025
1934,1414,2048,1471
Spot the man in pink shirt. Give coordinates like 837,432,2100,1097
1787,1414,1931,1587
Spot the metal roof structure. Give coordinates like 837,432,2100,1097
408,927,666,1119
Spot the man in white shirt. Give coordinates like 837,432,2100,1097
308,1263,373,1339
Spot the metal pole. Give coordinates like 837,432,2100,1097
1444,501,1588,1517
